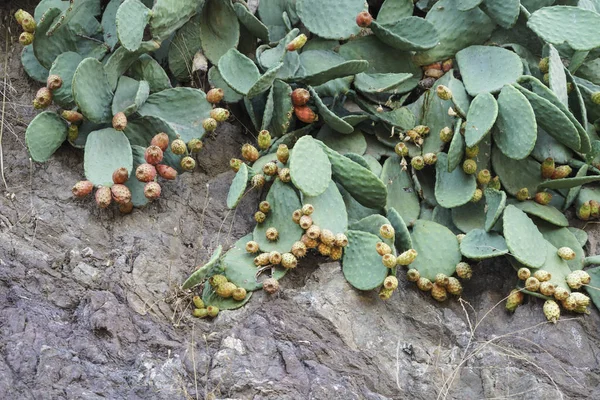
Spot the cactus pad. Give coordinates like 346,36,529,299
128,54,172,93
464,92,498,147
227,164,249,209
371,17,440,51
410,220,461,281
538,175,600,190
503,205,547,268
494,84,537,160
72,58,114,124
217,49,261,95
537,221,585,271
381,155,420,226
448,120,465,172
112,76,150,116
200,0,240,64
527,6,600,51
289,136,332,197
435,153,477,208
302,181,348,234
480,0,519,29
233,3,269,42
353,73,413,94
378,0,414,24
26,112,68,163
127,146,151,207
181,246,223,290
150,0,197,41
116,0,151,52
168,14,202,81
460,229,508,259
512,200,569,227
452,201,486,233
21,45,49,83
387,207,413,250
342,230,389,291
202,282,252,310
297,50,369,87
316,126,367,155
491,145,543,196
296,0,363,40
484,188,506,231
84,128,133,187
208,67,243,103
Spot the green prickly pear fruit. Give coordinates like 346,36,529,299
292,241,307,258
423,153,437,165
435,273,449,286
455,262,472,279
265,227,279,241
566,82,574,94
542,73,549,84
566,272,583,289
33,87,52,109
210,108,230,122
277,144,289,164
578,201,592,221
551,165,571,179
407,269,420,282
294,105,318,123
112,112,127,131
150,132,169,151
136,163,156,182
379,224,395,239
317,242,332,257
286,34,307,51
320,229,335,246
245,240,260,253
19,32,34,46
574,304,590,314
379,287,394,300
411,156,425,170
112,167,129,184
396,249,418,266
553,287,569,301
591,200,600,218
232,287,247,301
525,276,540,291
533,270,551,282
206,305,219,317
334,233,348,247
417,277,433,291
540,157,555,179
570,292,590,307
281,253,297,269
376,242,392,256
405,129,421,144
119,202,133,214
465,145,479,159
557,247,575,261
46,75,62,91
268,251,282,265
95,186,112,208
439,126,453,143
414,125,430,136
157,164,177,180
192,308,208,318
543,300,560,323
111,184,132,205
242,144,259,162
446,277,462,295
263,278,280,294
254,252,270,266
291,88,310,106
592,92,600,105
306,225,321,240
436,85,452,100
506,289,524,312
206,88,224,104
383,276,399,290
68,124,79,142
517,267,531,280
573,270,591,284
192,295,204,309
278,167,291,182
382,254,397,268
230,158,243,172
262,161,278,176
254,211,266,223
202,118,217,132
209,274,228,288
539,281,556,297
257,130,272,150
395,142,409,157
477,169,491,185
21,16,36,33
61,110,84,123
292,209,303,224
180,156,196,171
462,159,477,175
471,188,483,203
259,201,270,214
72,180,93,198
14,9,31,25
488,176,501,191
431,283,448,301
144,182,161,200
562,295,577,311
216,282,237,298
456,233,465,243
355,11,373,27
538,57,549,74
534,192,552,205
516,187,529,201
187,138,203,153
299,215,313,230
171,139,187,155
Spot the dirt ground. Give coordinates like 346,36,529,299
2,2,600,400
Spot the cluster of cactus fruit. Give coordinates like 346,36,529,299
17,1,600,320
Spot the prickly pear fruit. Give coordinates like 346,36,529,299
95,186,112,208
206,305,219,317
566,272,583,289
465,145,479,159
33,87,52,109
21,16,36,33
299,215,313,230
382,276,398,291
292,241,307,258
376,242,392,256
380,224,395,239
517,267,531,281
431,283,448,302
18,32,33,46
534,192,552,205
242,144,259,162
573,270,591,284
455,262,472,279
571,292,590,307
254,252,270,266
539,281,556,296
281,253,297,269
61,110,84,123
471,188,483,203
334,233,348,247
330,246,343,260
551,165,571,179
578,201,592,221
46,74,62,91
232,287,247,301
119,202,134,214
68,125,79,143
230,158,243,172
136,163,157,182
263,161,278,176
286,34,307,51
356,11,373,27
144,182,161,200
292,209,303,224
410,157,424,171
180,156,196,171
407,269,420,282
14,9,31,25
151,132,169,151
266,227,278,241
251,174,265,188
254,211,266,223
436,85,452,100
306,225,321,240
259,201,270,214
263,278,280,294
525,276,540,291
423,153,437,165
112,112,127,131
301,204,315,216
216,281,236,297
209,274,228,288
277,144,289,164
591,200,600,218
192,296,204,309
488,176,501,191
553,287,569,301
278,167,291,182
291,88,310,106
171,139,187,155
187,138,203,153
506,289,524,312
462,159,477,175
592,92,600,105
557,247,576,261
477,169,491,186
397,249,417,266
417,277,433,292
379,287,393,300
294,106,318,123
541,157,555,179
210,108,230,122
435,273,449,286
395,142,409,157
111,184,132,204
144,146,164,166
516,188,529,201
543,300,560,323
72,180,93,198
246,240,260,253
382,254,397,268
439,126,453,143
257,130,271,150
206,88,224,104
112,167,129,184
533,270,551,282
317,242,332,256
446,277,462,295
320,229,335,246
156,164,177,180
192,308,208,318
539,57,549,74
562,295,577,311
202,118,217,132
301,234,318,249
268,251,282,265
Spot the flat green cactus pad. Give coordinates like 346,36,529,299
457,0,483,11
378,0,413,24
137,87,212,141
311,90,354,134
84,128,133,187
265,80,293,137
530,241,573,292
531,129,572,165
72,58,114,124
381,156,421,227
538,175,600,190
460,229,509,259
34,0,70,20
494,85,537,160
217,49,260,95
338,184,382,224
104,41,161,91
491,145,543,197
200,0,240,64
410,220,461,281
124,116,183,172
480,0,519,29
48,51,83,108
150,0,197,41
448,120,465,172
289,136,332,197
227,164,249,209
413,168,438,208
316,126,367,155
202,282,253,310
207,67,244,103
296,0,363,40
527,6,600,51
512,200,569,227
568,227,588,248
33,8,76,69
127,146,150,207
448,71,471,116
563,165,588,211
387,207,413,250
102,0,120,50
503,205,547,268
233,2,269,41
342,230,389,291
353,73,413,94
129,54,172,93
432,206,461,234
464,92,498,147
168,14,202,81
484,188,506,232
547,44,568,107
452,201,486,233
435,153,477,208
21,45,49,83
297,50,369,87
420,71,457,154
371,17,439,52
302,181,348,234
585,267,600,311
181,245,223,289
112,76,150,116
456,46,523,96
116,0,151,52
253,179,304,253
537,221,585,271
348,214,395,248
26,112,68,163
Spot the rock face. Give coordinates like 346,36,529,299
2,4,600,400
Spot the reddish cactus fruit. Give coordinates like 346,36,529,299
72,180,93,198
294,106,318,123
95,186,112,208
156,164,177,180
286,34,307,51
119,202,134,214
206,88,224,104
144,182,161,200
151,132,169,151
46,75,62,91
291,88,310,106
112,112,127,131
33,87,52,109
111,184,132,205
61,110,84,123
135,163,157,182
356,11,373,27
144,145,164,165
112,167,129,184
